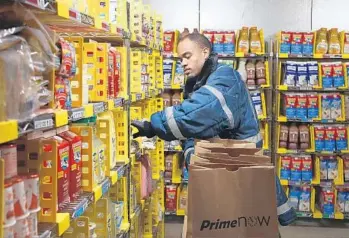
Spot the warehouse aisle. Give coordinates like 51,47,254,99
166,219,349,238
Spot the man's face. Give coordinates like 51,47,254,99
178,38,209,78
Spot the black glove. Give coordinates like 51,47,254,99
131,120,156,138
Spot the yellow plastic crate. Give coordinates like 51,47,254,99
130,50,142,93
143,203,153,236
129,0,143,42
157,139,165,172
112,108,129,163
97,111,117,176
83,42,97,102
94,43,109,102
171,153,182,184
150,150,160,180
131,162,142,205
63,217,91,238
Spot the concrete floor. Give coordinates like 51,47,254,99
165,216,349,238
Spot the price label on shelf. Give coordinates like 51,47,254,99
25,0,46,9
71,108,85,121
72,199,89,219
136,93,142,101
93,103,105,115
114,98,123,108
101,180,111,196
34,119,54,130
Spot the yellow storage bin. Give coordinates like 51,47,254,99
112,108,129,163
130,50,142,94
83,42,97,102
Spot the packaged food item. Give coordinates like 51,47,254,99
321,63,334,88
320,189,335,215
50,136,70,211
291,156,302,181
291,32,303,55
23,174,40,213
285,94,297,119
163,31,176,53
289,187,301,210
280,156,291,180
301,156,312,182
307,62,319,87
345,92,349,120
14,217,30,238
337,190,348,213
249,27,262,53
328,28,341,54
335,126,348,151
343,156,349,181
3,180,15,227
246,61,256,85
303,32,314,55
296,94,308,119
202,30,214,44
280,31,292,54
54,76,68,109
255,61,266,85
57,38,73,77
59,131,82,201
179,184,188,210
163,59,174,87
172,92,181,106
321,94,333,119
299,125,310,149
223,31,235,54
327,158,338,180
296,62,308,87
320,158,328,180
299,187,311,212
27,212,38,237
315,28,328,54
315,126,326,151
237,27,249,53
12,177,29,220
173,61,185,85
344,32,349,54
324,127,336,152
284,61,297,86
346,192,349,213
0,144,17,179
333,63,344,88
213,31,224,54
250,91,263,116
165,185,177,212
331,94,342,119
288,123,299,144
307,94,319,119
108,49,116,99
4,224,14,238
279,125,289,143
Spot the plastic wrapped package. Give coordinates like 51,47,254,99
0,35,37,121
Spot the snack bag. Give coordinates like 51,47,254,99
328,28,341,54
331,94,342,119
307,61,319,87
291,32,303,54
280,156,291,180
336,126,348,151
213,31,224,54
284,61,297,86
237,27,249,53
321,94,333,119
333,63,344,88
321,63,334,88
301,155,312,182
296,62,308,87
324,127,336,152
303,32,314,55
280,31,292,54
315,28,328,54
299,187,311,212
291,156,302,182
296,94,308,119
307,94,319,119
285,94,297,119
163,31,176,53
249,27,262,53
223,31,235,54
315,126,325,151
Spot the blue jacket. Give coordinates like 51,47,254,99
151,62,296,226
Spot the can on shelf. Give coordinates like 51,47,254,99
3,224,15,238
12,177,29,219
27,212,38,237
14,217,30,238
23,174,40,212
0,144,17,179
3,180,16,227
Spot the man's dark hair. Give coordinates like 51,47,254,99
179,33,212,53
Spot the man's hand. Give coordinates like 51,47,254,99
131,120,156,138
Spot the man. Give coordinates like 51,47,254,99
132,33,296,226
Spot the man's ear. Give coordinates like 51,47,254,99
203,47,210,60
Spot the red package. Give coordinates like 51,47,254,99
114,49,121,97
163,31,176,53
59,131,82,202
307,94,319,119
108,49,115,99
223,31,235,44
335,126,348,151
202,30,214,43
213,31,225,44
54,76,67,110
292,32,304,45
301,155,313,181
57,39,73,77
320,189,335,214
303,32,314,44
281,156,292,170
48,136,70,211
165,185,177,212
281,31,292,44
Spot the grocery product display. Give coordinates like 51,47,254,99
0,0,165,238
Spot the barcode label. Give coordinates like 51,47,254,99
34,119,53,130
72,110,84,120
94,103,105,114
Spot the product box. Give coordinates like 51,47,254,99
59,131,82,201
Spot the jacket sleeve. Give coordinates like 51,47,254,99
181,138,195,165
150,70,241,141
